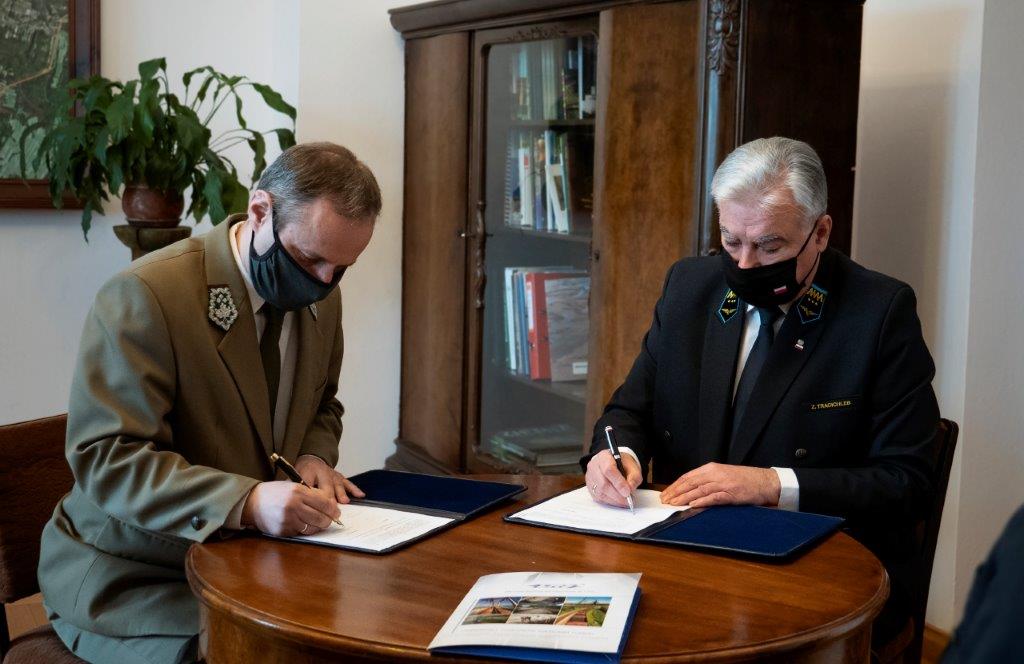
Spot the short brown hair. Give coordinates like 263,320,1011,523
257,142,382,226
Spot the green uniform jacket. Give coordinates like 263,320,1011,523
38,215,345,638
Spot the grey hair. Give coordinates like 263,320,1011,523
710,137,827,225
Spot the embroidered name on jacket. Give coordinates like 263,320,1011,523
809,399,854,411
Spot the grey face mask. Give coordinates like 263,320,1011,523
248,219,344,312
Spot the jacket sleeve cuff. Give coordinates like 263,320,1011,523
223,487,254,530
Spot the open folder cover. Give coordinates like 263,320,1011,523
282,470,525,554
429,572,641,663
504,487,844,559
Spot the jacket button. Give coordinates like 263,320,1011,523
795,448,808,459
190,516,206,530
663,430,672,441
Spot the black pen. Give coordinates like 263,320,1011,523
603,426,635,514
270,452,344,527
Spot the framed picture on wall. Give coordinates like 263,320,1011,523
0,0,100,209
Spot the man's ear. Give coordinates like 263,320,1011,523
815,214,832,250
248,190,273,229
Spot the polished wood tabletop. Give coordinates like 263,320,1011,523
187,475,888,663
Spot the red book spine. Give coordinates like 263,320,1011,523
525,272,552,380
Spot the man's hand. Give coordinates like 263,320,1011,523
295,455,365,504
660,462,780,507
240,481,341,536
585,450,643,507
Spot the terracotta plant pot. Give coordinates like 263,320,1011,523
122,184,185,228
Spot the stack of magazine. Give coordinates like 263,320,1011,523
489,424,583,473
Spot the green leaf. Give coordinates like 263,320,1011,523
172,113,205,154
138,57,166,81
247,132,267,181
234,95,247,129
251,83,296,121
269,127,296,151
182,66,205,90
220,174,250,223
194,71,216,106
105,81,136,141
203,168,226,223
81,205,92,241
92,126,110,166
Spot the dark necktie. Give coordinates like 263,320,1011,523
730,306,783,448
259,303,285,423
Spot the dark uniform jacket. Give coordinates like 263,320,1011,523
588,248,940,631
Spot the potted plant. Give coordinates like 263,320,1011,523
21,57,296,239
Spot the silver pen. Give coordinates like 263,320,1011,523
604,426,635,514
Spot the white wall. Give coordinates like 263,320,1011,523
0,0,404,475
955,0,1024,622
296,0,407,474
853,0,984,631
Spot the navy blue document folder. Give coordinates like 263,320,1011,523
505,489,843,559
348,469,526,519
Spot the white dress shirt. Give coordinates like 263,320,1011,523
620,303,801,510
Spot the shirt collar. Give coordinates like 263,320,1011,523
745,302,792,315
229,220,265,312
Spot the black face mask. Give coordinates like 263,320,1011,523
720,221,820,308
248,222,344,312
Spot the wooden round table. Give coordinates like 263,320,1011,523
187,475,888,663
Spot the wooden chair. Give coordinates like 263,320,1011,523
0,414,83,663
874,418,960,664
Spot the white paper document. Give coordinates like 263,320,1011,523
291,503,454,553
429,572,641,655
511,487,689,535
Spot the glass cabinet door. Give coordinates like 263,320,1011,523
475,27,598,474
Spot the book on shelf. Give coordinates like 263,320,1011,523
504,128,593,235
504,267,586,379
525,270,582,380
507,35,597,122
545,276,590,381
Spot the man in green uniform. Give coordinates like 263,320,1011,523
38,142,382,663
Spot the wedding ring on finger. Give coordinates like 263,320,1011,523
300,523,310,534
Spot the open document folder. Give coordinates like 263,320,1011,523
280,470,525,554
506,486,845,559
429,572,641,663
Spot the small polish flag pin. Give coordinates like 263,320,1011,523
794,339,805,351
773,285,788,295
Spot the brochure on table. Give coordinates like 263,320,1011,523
429,572,641,663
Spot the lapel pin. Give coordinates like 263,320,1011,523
308,302,318,320
208,286,238,331
794,339,805,351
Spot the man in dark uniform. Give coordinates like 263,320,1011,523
584,137,940,644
